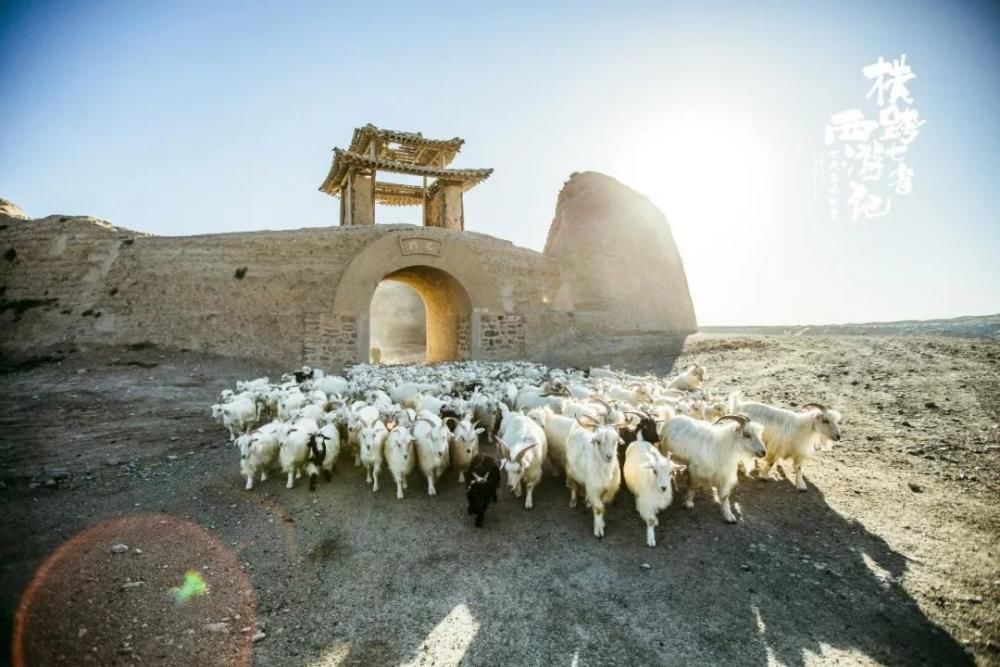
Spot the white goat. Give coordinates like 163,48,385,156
623,439,685,547
279,417,320,489
514,386,567,412
358,420,388,492
668,364,705,392
527,407,575,475
212,394,258,440
314,374,349,398
236,422,283,491
413,414,451,495
277,390,307,422
660,414,765,523
448,417,482,483
495,414,547,509
384,425,415,499
390,382,445,406
606,384,653,407
565,417,622,538
732,399,843,491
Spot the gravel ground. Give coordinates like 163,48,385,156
1,335,998,666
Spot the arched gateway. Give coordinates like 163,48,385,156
330,231,495,363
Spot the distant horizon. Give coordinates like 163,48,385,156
699,311,1000,329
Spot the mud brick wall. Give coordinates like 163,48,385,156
0,171,696,368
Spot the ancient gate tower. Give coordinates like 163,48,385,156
318,124,493,230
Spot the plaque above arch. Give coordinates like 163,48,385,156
399,236,443,257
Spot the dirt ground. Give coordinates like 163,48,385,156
1,334,998,666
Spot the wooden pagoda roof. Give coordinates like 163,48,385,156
319,149,493,202
348,124,465,168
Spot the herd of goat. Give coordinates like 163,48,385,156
211,361,843,547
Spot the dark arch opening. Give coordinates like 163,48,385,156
368,265,472,363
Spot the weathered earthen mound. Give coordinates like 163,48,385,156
543,171,697,333
0,198,29,220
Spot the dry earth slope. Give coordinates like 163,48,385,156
0,334,997,665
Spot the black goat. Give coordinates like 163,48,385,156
307,435,326,491
619,411,659,446
466,454,501,527
440,407,463,432
617,412,660,465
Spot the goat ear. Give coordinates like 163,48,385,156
672,463,687,474
475,427,485,435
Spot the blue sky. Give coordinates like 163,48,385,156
1,0,997,325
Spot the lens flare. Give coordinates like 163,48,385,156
172,569,209,604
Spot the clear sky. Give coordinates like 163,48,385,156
1,0,997,326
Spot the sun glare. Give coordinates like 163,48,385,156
609,106,786,324
618,107,779,235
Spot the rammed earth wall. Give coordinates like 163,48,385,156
0,172,697,368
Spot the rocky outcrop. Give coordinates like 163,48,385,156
543,171,697,334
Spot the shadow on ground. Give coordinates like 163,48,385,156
262,461,971,666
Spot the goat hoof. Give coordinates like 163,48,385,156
684,501,694,509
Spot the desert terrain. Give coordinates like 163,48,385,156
1,334,998,666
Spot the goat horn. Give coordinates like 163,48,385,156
576,415,601,428
514,442,538,463
593,397,612,410
493,434,512,459
714,414,750,427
